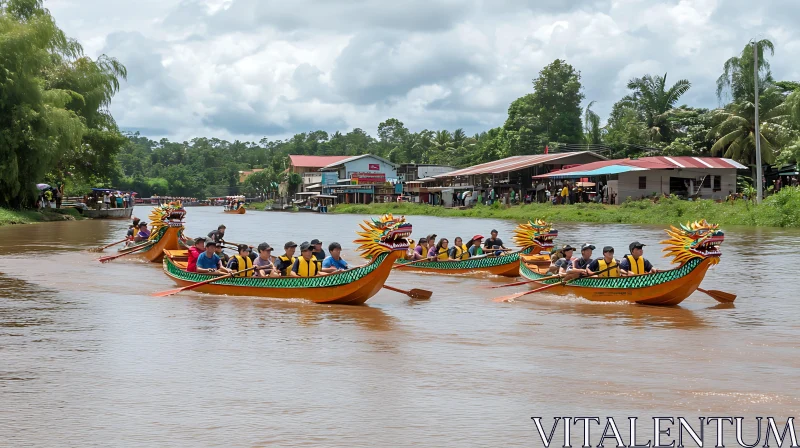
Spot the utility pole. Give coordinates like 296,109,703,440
753,40,763,204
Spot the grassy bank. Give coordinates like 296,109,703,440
331,187,800,228
0,207,84,226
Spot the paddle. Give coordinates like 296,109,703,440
151,266,258,297
383,284,433,300
486,274,562,289
89,238,128,252
98,242,155,263
492,265,616,303
697,287,737,303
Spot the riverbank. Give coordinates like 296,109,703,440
0,207,84,226
331,187,800,228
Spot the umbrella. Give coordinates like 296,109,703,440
36,183,51,190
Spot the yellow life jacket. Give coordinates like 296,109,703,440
597,259,620,277
428,246,448,261
295,256,319,277
453,244,469,260
625,255,646,275
278,255,296,276
232,255,253,277
403,241,417,260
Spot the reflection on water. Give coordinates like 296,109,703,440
1,207,799,447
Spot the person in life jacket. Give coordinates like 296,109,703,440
620,241,659,275
448,236,470,261
467,235,484,257
403,239,416,260
586,246,621,278
428,238,450,261
291,241,326,277
226,244,255,277
552,245,576,276
411,237,428,260
275,241,298,276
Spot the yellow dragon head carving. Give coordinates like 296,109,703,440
147,201,186,239
513,219,558,254
661,219,724,265
354,214,413,258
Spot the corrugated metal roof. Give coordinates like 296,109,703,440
320,154,397,169
435,152,606,177
289,155,351,168
535,157,746,178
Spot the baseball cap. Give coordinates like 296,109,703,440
310,239,322,245
257,242,273,252
299,241,312,251
284,241,298,249
237,244,250,252
204,238,217,247
581,243,596,251
138,222,148,227
603,246,615,253
629,241,646,252
562,244,576,251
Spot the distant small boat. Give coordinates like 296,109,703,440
82,207,134,219
223,206,246,214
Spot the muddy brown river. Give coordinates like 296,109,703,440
1,206,797,447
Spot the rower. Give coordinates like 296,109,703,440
207,224,226,246
196,239,228,274
290,242,324,277
214,243,230,267
586,246,621,277
187,237,205,272
468,235,484,256
429,238,450,261
310,239,326,262
572,243,595,273
251,242,279,277
403,238,416,260
483,229,507,256
275,241,298,276
226,244,254,277
620,241,659,275
449,236,469,261
551,244,576,275
411,237,427,260
321,242,349,273
134,222,150,242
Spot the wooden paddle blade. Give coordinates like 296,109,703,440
493,291,526,302
699,288,737,303
408,288,432,300
151,288,185,297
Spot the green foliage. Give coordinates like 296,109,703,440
717,39,775,104
0,0,126,207
622,73,691,142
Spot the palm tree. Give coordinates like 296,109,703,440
433,130,453,151
452,128,467,148
716,39,774,104
623,73,691,142
707,87,791,176
583,101,602,144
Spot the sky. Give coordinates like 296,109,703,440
46,0,800,143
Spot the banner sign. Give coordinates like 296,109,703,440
350,172,386,184
368,163,380,170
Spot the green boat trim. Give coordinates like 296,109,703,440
520,257,703,289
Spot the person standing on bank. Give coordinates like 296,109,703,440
620,241,659,275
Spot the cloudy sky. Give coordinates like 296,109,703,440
47,0,800,142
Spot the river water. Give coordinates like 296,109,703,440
1,206,798,447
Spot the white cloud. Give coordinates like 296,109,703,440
44,0,800,141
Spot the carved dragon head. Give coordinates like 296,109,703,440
354,214,412,258
661,219,724,265
513,219,558,254
147,201,186,238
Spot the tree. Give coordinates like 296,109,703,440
583,101,602,144
622,73,691,142
530,59,585,144
708,87,791,174
285,172,302,196
717,39,774,104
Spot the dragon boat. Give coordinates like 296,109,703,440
389,219,557,277
114,202,189,262
517,219,724,306
160,214,412,305
223,205,246,214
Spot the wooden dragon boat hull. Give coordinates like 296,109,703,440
519,257,716,306
223,207,246,214
161,250,403,305
392,249,529,277
117,226,186,262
